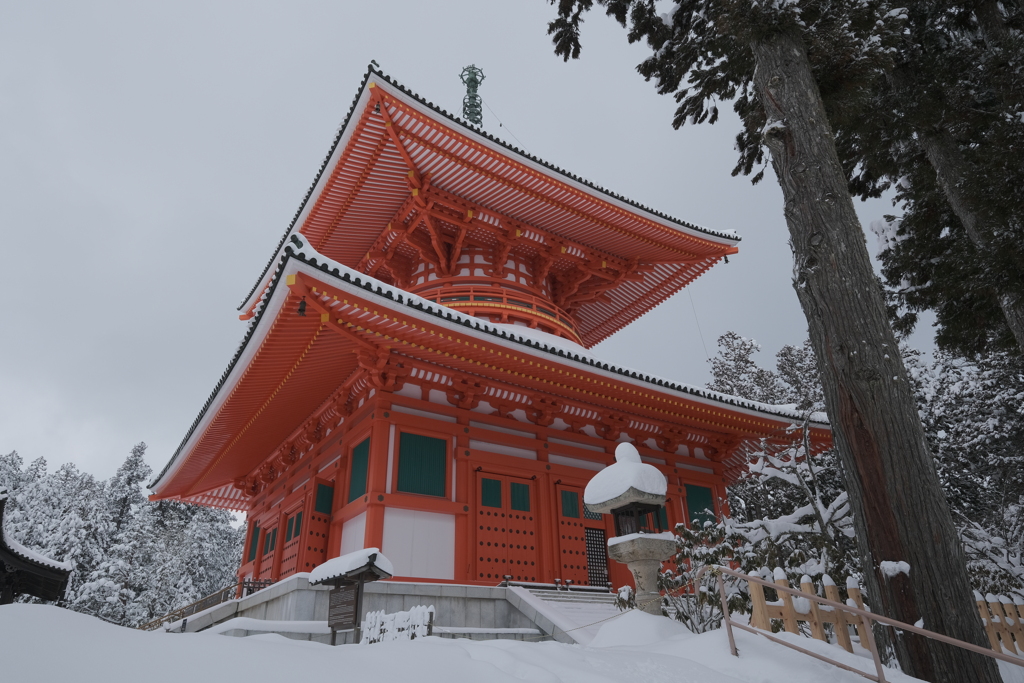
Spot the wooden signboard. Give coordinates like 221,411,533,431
328,584,358,631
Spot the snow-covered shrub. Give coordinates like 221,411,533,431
660,518,749,633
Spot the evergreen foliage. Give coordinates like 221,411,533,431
910,349,1024,598
0,444,243,626
846,2,1024,355
704,332,1024,603
549,1,1024,355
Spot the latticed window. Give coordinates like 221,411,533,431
348,438,370,502
397,433,446,497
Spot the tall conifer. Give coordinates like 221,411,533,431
547,2,999,679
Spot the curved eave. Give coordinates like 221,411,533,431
155,244,828,501
237,67,740,320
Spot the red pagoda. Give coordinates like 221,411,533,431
150,69,830,590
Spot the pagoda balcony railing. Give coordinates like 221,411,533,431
415,286,581,342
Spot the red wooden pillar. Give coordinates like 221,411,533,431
538,467,557,582
363,405,391,548
454,420,470,582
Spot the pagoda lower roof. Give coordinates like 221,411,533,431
237,68,740,347
152,238,829,510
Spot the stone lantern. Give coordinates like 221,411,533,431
584,443,676,615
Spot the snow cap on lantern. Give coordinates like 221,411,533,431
584,442,668,514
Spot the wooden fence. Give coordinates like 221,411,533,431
976,591,1024,656
748,569,870,654
703,565,1024,683
748,569,1024,657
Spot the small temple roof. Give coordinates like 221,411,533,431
308,547,394,585
236,67,740,347
150,237,830,508
1,489,72,603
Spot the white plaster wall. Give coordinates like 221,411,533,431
340,512,367,556
382,508,455,580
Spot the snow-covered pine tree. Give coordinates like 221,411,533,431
911,349,1024,599
75,444,244,626
4,461,110,605
709,334,858,585
2,444,244,625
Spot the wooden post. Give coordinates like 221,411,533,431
858,612,888,683
748,571,771,631
800,576,827,642
977,591,1001,651
354,574,365,645
986,594,1013,654
846,579,869,643
774,569,799,634
823,577,854,653
717,571,738,656
1009,597,1024,655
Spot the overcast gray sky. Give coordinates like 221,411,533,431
0,1,926,480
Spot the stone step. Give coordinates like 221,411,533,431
527,590,618,605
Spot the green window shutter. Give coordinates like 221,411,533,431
510,482,530,512
481,478,502,508
397,433,447,497
286,517,295,542
656,505,669,531
294,512,302,537
263,528,277,556
561,490,580,518
247,523,260,563
348,438,370,503
685,485,715,528
315,484,335,514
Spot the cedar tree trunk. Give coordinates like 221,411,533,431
751,29,1001,683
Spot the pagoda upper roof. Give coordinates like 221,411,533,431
151,237,828,510
237,67,740,347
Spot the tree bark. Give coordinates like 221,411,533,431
751,30,1001,683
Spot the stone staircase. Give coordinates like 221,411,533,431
511,586,622,645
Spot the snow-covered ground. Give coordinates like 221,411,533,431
8,604,1021,683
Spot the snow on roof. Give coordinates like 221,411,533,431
0,489,73,572
237,65,741,315
152,235,829,492
584,443,668,506
307,548,393,585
